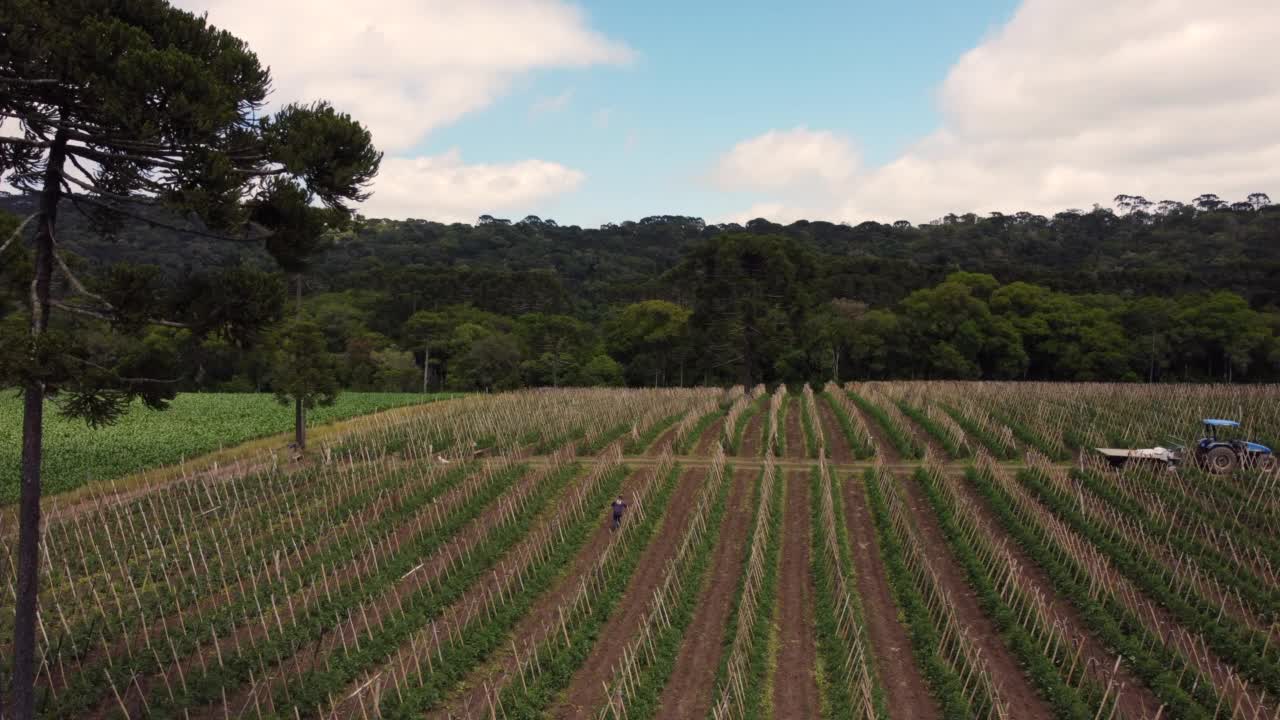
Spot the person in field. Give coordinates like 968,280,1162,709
610,495,627,531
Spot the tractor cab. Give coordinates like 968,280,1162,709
1197,419,1275,473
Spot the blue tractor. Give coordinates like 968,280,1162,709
1196,419,1276,474
1095,418,1275,473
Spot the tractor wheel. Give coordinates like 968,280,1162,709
1204,446,1238,474
1256,454,1278,473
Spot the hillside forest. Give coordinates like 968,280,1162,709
2,192,1279,392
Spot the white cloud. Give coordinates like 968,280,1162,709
711,128,858,192
176,0,632,153
361,150,585,223
170,1,624,220
531,89,574,116
717,0,1280,224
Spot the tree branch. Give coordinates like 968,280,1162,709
0,212,41,256
0,136,51,148
64,191,273,243
50,300,190,329
66,144,182,170
65,356,183,385
0,77,59,85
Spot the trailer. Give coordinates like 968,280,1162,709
1094,418,1275,474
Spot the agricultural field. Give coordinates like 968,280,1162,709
2,382,1278,719
0,392,461,502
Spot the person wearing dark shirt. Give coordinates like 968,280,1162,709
610,496,627,531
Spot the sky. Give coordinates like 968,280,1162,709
168,0,1280,226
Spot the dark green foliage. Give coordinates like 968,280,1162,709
270,317,340,410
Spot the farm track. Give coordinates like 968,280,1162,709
772,471,820,718
948,472,1164,719
816,399,853,462
694,416,725,455
655,468,755,720
646,422,682,455
852,403,900,463
904,412,951,461
840,472,940,720
785,400,806,459
740,412,764,458
428,467,660,720
549,467,706,719
895,470,1056,720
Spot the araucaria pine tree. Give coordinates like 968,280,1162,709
0,2,381,716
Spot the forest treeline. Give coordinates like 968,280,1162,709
2,192,1279,390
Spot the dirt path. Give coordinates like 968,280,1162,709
785,399,806,459
772,472,820,718
694,416,725,455
840,474,940,720
739,411,764,458
646,421,683,456
550,467,707,719
428,467,661,719
851,404,901,463
949,473,1163,719
904,412,950,462
895,472,1054,720
816,400,853,462
656,469,756,719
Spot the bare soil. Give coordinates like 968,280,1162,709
656,469,755,719
895,472,1054,720
840,474,940,720
785,400,807,460
772,472,819,719
550,467,707,719
646,422,682,456
693,416,725,455
739,411,764,458
816,398,854,463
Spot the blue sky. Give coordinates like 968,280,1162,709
174,0,1280,225
419,0,1020,225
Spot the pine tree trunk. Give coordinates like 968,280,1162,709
422,345,430,394
295,397,306,450
11,129,66,720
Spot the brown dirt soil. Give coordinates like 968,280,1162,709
896,472,1054,720
694,416,726,455
655,469,756,719
427,467,660,720
851,404,901,464
816,398,853,463
785,399,806,460
549,467,707,719
772,472,819,719
646,421,682,456
949,473,1164,719
841,474,940,720
739,411,764,458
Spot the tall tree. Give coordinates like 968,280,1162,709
270,317,340,448
0,2,379,715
